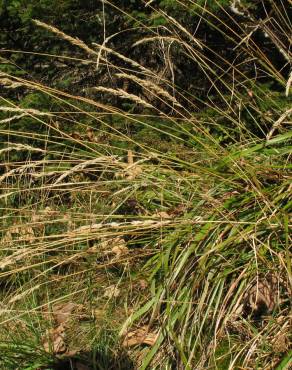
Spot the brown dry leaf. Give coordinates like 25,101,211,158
86,127,97,142
31,212,42,223
51,302,80,325
112,236,127,249
115,166,142,180
2,225,35,244
115,151,143,180
127,150,134,165
232,273,282,321
65,349,80,357
20,226,35,243
0,230,13,246
168,204,187,217
100,236,128,258
153,211,172,219
86,245,99,254
43,324,66,354
63,213,74,231
125,165,142,180
104,285,120,298
271,332,289,353
100,236,126,250
44,206,57,216
71,131,82,140
112,245,129,258
245,275,278,315
122,326,158,348
138,279,148,290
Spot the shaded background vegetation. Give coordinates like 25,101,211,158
1,0,291,164
1,0,290,104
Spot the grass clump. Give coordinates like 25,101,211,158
0,1,291,369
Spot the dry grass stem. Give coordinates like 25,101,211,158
33,19,98,58
286,70,292,97
0,107,52,116
94,86,155,109
115,72,182,107
266,107,292,141
0,144,45,156
133,36,181,47
54,156,121,184
92,42,155,76
163,13,203,50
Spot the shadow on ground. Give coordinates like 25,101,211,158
46,349,135,370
